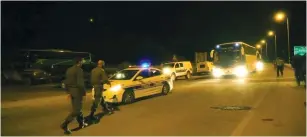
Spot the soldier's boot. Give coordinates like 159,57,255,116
101,102,113,115
60,120,72,135
88,111,99,123
109,103,120,111
77,114,88,128
112,105,120,111
103,105,114,115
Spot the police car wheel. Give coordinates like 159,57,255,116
161,83,170,95
122,90,135,104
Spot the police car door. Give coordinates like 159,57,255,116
133,69,152,98
148,69,164,95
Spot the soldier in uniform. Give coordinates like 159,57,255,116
275,57,285,77
292,54,306,86
61,58,88,135
88,60,116,121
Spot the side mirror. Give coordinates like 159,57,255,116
136,76,143,80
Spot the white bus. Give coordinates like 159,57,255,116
210,42,262,78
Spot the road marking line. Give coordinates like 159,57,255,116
231,89,270,136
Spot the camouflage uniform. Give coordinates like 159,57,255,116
89,67,112,119
61,64,87,134
276,58,284,77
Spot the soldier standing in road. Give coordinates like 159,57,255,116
61,58,88,135
88,60,116,122
291,54,306,86
276,57,285,77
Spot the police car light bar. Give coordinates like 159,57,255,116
128,65,151,68
141,63,150,68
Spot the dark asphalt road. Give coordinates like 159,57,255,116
1,64,306,136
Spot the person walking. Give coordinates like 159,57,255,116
88,60,115,122
276,57,285,77
292,54,306,86
61,58,88,135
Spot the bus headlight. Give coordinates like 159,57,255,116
234,66,248,77
163,68,171,75
110,84,122,92
213,68,223,78
256,61,264,71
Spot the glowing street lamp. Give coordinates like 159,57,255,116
268,30,277,59
89,18,94,23
256,44,263,57
261,40,266,44
274,11,290,63
268,31,274,36
274,12,286,22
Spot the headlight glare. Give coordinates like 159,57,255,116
234,66,248,77
110,84,122,92
256,61,264,71
163,68,171,75
212,67,223,77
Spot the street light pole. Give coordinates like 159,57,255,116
261,47,263,58
266,42,268,58
286,17,291,63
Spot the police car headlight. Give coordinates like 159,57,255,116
234,66,248,77
212,67,223,77
110,84,122,92
256,61,264,71
163,68,171,75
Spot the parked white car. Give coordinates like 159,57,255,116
162,61,193,81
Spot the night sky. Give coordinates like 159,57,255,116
1,1,306,64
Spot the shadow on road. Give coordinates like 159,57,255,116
117,93,167,106
71,112,109,132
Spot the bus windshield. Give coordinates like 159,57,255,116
215,50,242,67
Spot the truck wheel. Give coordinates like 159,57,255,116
171,73,176,81
185,71,191,79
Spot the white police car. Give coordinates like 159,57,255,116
98,65,173,104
